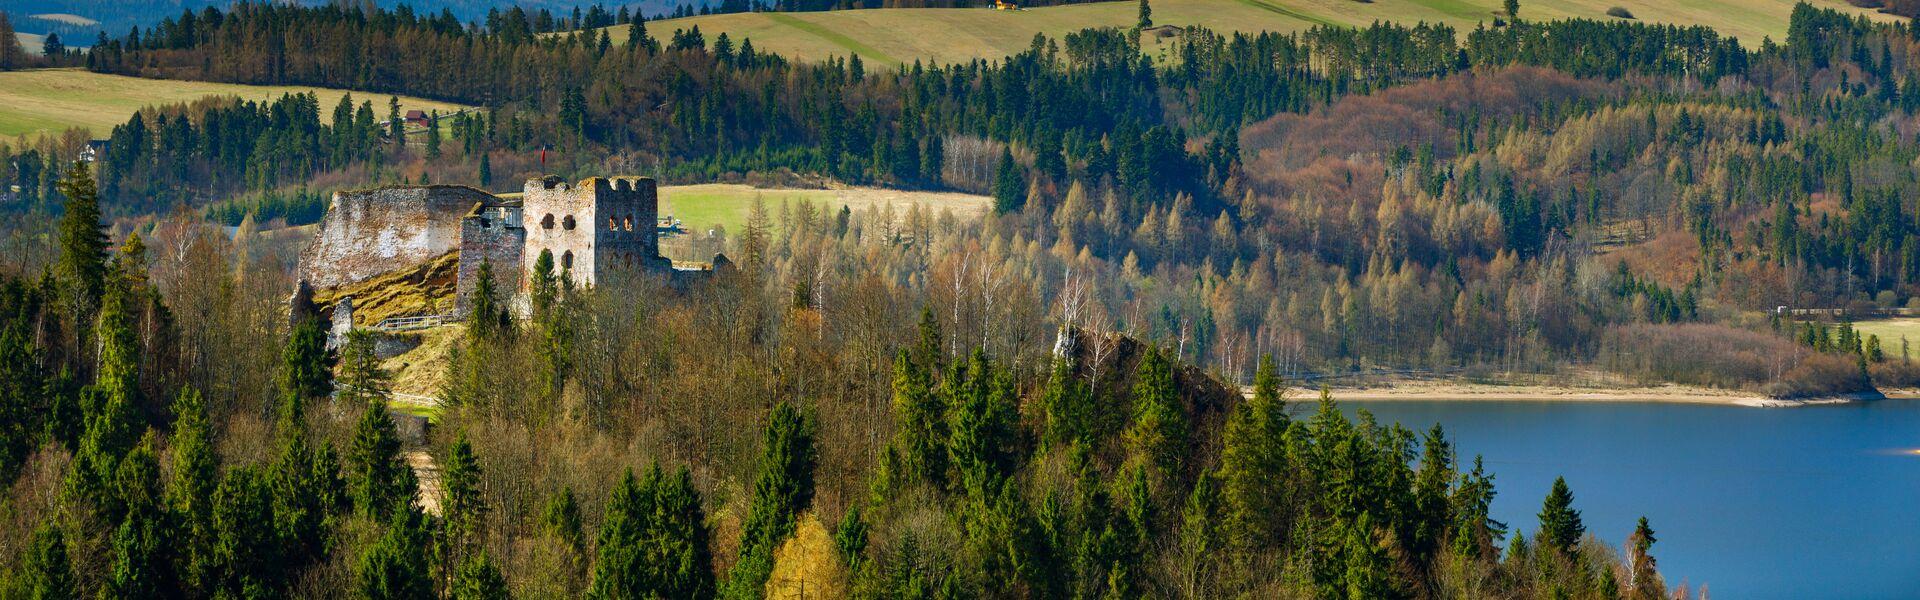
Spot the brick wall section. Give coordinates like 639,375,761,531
454,202,525,318
298,185,493,290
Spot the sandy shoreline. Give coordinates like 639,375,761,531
1288,381,1886,407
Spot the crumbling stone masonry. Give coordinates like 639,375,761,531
299,176,699,323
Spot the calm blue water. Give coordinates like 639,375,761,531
1343,400,1920,599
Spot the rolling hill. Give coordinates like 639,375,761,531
0,69,470,142
626,0,1897,65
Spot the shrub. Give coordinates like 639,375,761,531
1606,6,1636,18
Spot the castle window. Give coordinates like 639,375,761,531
624,216,634,231
609,217,618,231
562,250,574,270
541,214,555,229
479,218,492,229
563,215,577,230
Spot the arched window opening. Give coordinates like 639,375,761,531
541,214,555,229
563,215,577,230
562,250,574,270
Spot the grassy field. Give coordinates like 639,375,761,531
0,69,470,143
624,0,1892,65
661,183,991,235
1845,318,1920,358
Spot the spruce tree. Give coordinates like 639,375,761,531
478,153,493,188
106,436,176,598
441,431,488,579
348,395,415,519
18,524,74,599
171,386,219,589
1627,516,1662,598
278,317,331,418
992,147,1024,214
338,329,392,408
426,111,443,159
589,464,715,600
1137,0,1152,29
724,401,816,600
55,161,107,354
1536,476,1584,557
0,315,45,482
889,350,946,488
359,507,434,600
388,96,405,153
1122,347,1187,483
451,552,511,600
1217,355,1288,557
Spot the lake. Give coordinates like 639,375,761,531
1343,399,1920,599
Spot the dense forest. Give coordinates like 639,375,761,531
6,0,1915,597
6,1,1914,393
0,159,1678,598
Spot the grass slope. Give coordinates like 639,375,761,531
628,0,1893,65
0,68,470,142
661,183,990,236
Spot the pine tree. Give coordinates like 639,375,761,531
478,153,493,188
388,96,405,153
451,552,511,600
531,249,558,319
889,350,946,488
106,436,176,598
1217,354,1289,558
0,13,27,70
1504,0,1521,20
1137,0,1152,28
992,147,1024,214
171,386,219,589
589,464,716,599
359,507,435,600
1627,516,1662,599
724,401,816,600
1123,347,1187,483
1536,476,1584,557
0,313,45,482
210,466,279,594
18,524,74,599
348,394,415,519
426,111,443,159
1039,353,1092,449
467,259,507,340
55,161,108,348
278,317,331,418
338,329,392,408
442,432,488,563
945,350,1020,493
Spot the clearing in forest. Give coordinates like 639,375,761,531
660,183,992,235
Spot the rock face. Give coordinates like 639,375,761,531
298,185,494,290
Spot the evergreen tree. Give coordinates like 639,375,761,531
359,507,435,600
889,350,946,488
451,552,511,600
1217,355,1288,558
0,13,27,70
1039,353,1092,449
724,401,816,600
210,466,279,594
106,437,176,598
1627,516,1662,599
1137,0,1152,28
1122,347,1187,483
1504,0,1521,20
170,386,219,589
467,259,508,340
426,111,443,159
441,431,488,575
55,161,107,348
338,329,392,408
992,148,1024,214
17,524,74,599
0,313,45,482
945,350,1020,493
278,317,331,417
388,96,405,153
589,465,716,600
348,394,416,519
478,153,493,188
1536,476,1585,557
531,249,558,319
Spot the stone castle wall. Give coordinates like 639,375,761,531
298,185,493,290
454,203,525,318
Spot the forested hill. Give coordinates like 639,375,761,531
0,0,681,39
11,1,1920,396
624,0,1897,65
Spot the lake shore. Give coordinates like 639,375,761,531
1292,379,1885,407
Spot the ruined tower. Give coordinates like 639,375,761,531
519,175,671,292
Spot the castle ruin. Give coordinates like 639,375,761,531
298,175,709,327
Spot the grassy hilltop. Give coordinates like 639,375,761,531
0,69,470,142
627,0,1893,65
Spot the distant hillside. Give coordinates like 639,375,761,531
0,0,685,39
0,68,469,142
627,0,1896,65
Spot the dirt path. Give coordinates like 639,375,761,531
407,450,442,516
